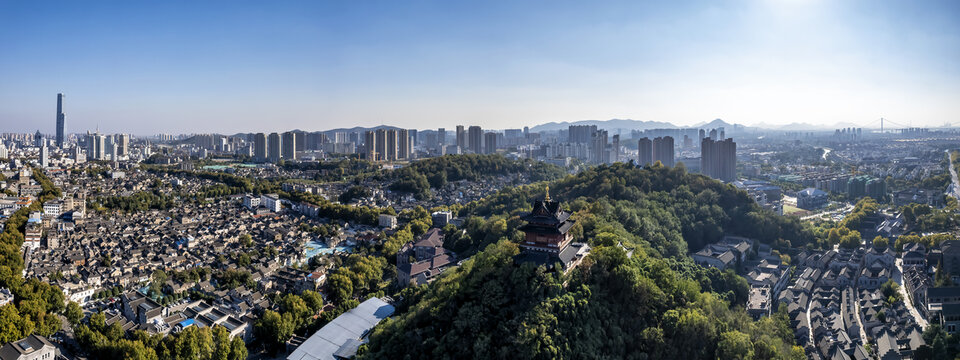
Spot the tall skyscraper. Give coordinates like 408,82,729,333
56,93,65,148
385,129,398,160
39,145,48,168
291,132,304,152
611,134,620,163
701,138,737,182
437,128,446,146
86,131,105,160
282,131,297,160
373,129,387,162
397,129,411,160
468,126,482,154
364,131,378,161
484,132,497,154
268,133,282,163
34,131,43,147
638,138,652,166
590,130,608,164
117,134,130,157
456,125,466,149
568,125,597,143
652,136,674,167
254,133,267,162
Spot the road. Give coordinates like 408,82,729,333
894,258,929,330
806,297,815,345
852,291,869,345
947,150,960,203
801,203,854,221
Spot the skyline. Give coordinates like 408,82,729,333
1,0,959,134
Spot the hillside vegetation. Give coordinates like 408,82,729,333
359,163,808,359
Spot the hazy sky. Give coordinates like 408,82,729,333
1,0,958,135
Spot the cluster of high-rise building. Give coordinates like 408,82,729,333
251,132,301,162
637,136,674,167
834,127,863,142
363,129,412,162
83,132,131,161
700,136,737,182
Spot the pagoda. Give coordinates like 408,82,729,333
515,188,590,270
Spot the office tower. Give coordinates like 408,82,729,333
523,126,529,138
408,129,418,146
34,131,43,147
364,131,378,161
698,129,705,145
456,125,466,149
39,145,48,167
268,132,282,162
638,138,653,166
86,132,105,160
484,132,498,154
105,135,117,160
398,129,411,160
701,138,737,182
0,144,7,159
718,128,725,140
590,130,608,164
254,133,267,162
117,134,130,157
652,136,674,167
683,135,692,149
282,131,297,160
468,126,482,154
708,129,718,140
56,93,65,148
437,128,446,146
568,125,597,143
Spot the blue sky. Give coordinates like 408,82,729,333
1,0,958,134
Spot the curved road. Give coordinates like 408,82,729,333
895,259,928,330
946,150,960,202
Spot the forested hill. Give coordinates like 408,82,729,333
358,163,809,359
388,154,568,200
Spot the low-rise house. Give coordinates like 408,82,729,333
902,243,927,268
0,335,58,360
397,229,456,286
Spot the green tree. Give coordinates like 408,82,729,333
717,330,754,360
256,310,294,354
872,236,889,249
327,272,354,303
301,290,324,314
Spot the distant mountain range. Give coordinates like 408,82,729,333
219,120,861,139
529,118,863,133
529,119,677,132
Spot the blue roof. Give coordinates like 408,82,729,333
178,319,195,328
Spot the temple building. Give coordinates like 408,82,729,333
515,188,591,271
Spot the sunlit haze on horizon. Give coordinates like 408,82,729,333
1,0,958,134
